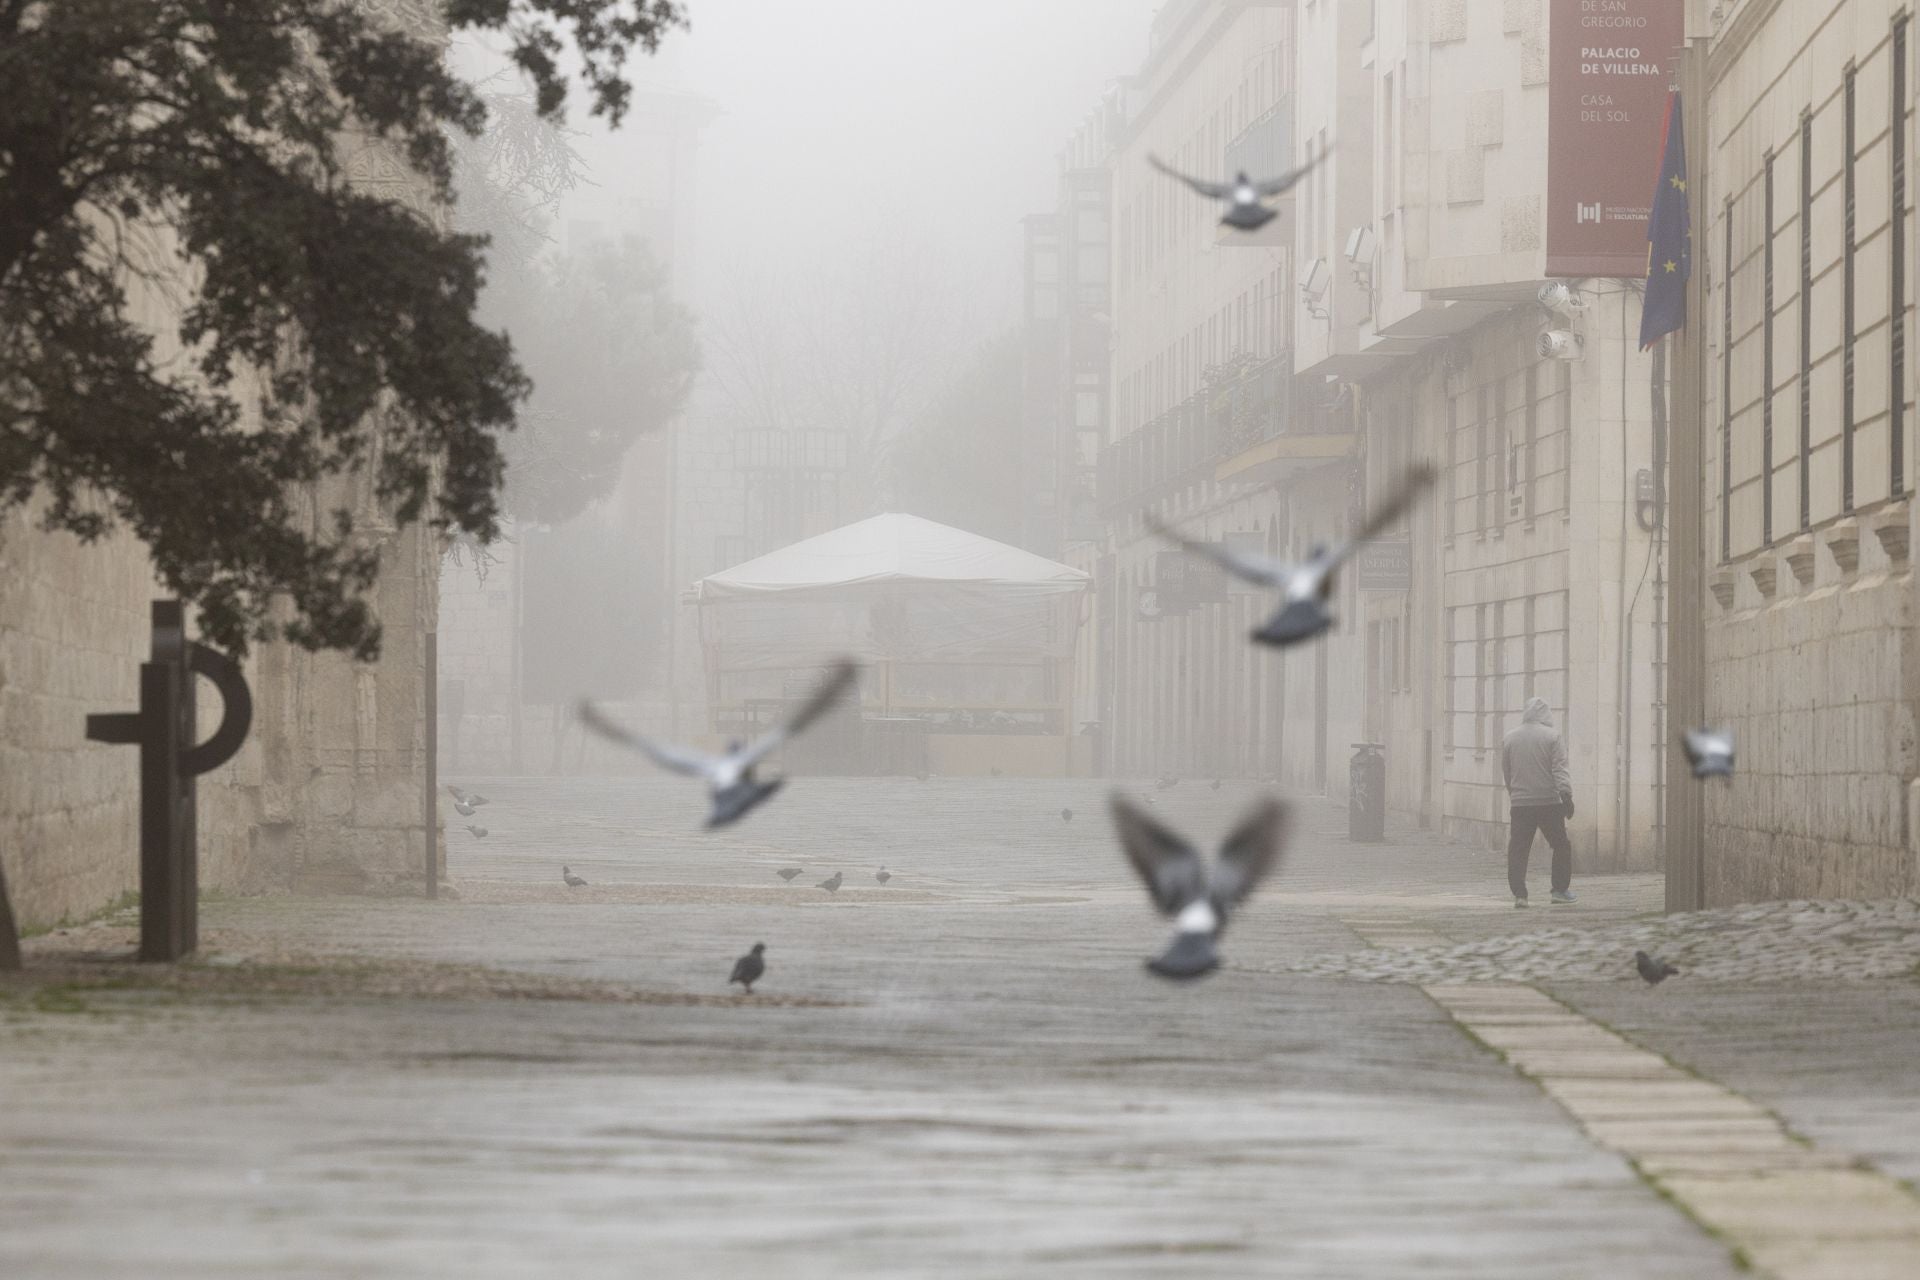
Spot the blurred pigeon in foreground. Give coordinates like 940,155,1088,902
817,871,842,892
1148,149,1326,231
578,660,858,828
1682,727,1734,779
562,865,587,888
777,867,802,882
1635,950,1680,985
1148,465,1434,648
730,943,766,994
1061,807,1073,823
465,824,487,838
1112,793,1291,980
875,866,891,885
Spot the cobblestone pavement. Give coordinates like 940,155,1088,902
2,777,1914,1277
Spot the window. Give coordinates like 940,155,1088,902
1763,148,1775,545
1722,196,1733,561
1894,14,1910,497
1844,61,1858,511
1382,70,1397,211
1801,111,1814,530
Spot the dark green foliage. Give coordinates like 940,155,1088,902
0,0,685,659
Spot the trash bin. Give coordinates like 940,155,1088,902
1349,742,1387,843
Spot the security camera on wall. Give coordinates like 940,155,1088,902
1537,281,1589,313
1538,329,1583,360
1301,257,1331,300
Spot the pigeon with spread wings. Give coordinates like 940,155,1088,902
1111,793,1291,980
1147,464,1434,648
578,660,858,829
1148,148,1326,231
1681,727,1734,780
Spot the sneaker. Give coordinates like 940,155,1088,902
1513,896,1529,908
1551,890,1577,905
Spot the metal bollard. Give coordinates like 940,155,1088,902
85,601,252,961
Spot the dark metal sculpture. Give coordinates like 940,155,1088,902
86,601,252,961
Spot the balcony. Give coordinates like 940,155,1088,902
1099,353,1319,515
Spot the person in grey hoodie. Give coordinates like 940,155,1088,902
1502,697,1574,906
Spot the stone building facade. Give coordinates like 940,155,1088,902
1690,0,1920,901
0,1,446,933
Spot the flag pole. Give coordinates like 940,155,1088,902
1665,39,1710,913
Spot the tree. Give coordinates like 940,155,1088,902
890,331,1027,545
490,236,699,525
0,0,686,660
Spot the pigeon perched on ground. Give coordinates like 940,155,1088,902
990,767,1003,777
1635,950,1680,985
1682,727,1735,779
1148,149,1327,231
1111,794,1290,980
1210,780,1223,791
1148,465,1435,648
730,943,766,994
777,867,802,882
1062,807,1074,823
562,865,588,888
578,660,858,828
817,871,842,892
1156,774,1180,791
875,866,891,885
465,824,487,838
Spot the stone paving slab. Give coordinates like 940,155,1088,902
0,778,1749,1278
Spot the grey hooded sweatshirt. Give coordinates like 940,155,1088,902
1502,697,1570,807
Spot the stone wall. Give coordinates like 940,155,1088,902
1701,513,1918,901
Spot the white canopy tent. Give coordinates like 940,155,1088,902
693,513,1089,670
692,515,1091,774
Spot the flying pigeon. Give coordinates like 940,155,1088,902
1681,727,1734,779
817,871,842,893
453,798,478,817
1635,950,1680,985
562,865,587,888
1148,464,1436,648
875,866,891,885
577,660,858,828
1111,793,1290,980
1148,149,1326,231
777,867,802,882
730,943,766,994
447,786,489,807
1062,807,1074,823
465,824,487,838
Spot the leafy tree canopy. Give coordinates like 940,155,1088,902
0,0,685,658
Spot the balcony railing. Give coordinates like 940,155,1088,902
1097,352,1304,514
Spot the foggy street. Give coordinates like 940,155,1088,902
6,779,1919,1278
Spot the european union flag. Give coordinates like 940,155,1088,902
1640,91,1690,348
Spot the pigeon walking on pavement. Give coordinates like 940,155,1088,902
777,867,802,882
1061,807,1074,823
817,871,842,893
1148,464,1435,648
730,943,766,994
562,865,587,888
1635,951,1681,985
1148,149,1327,231
875,866,891,885
1681,728,1735,780
1111,794,1291,980
578,660,858,829
465,824,487,838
